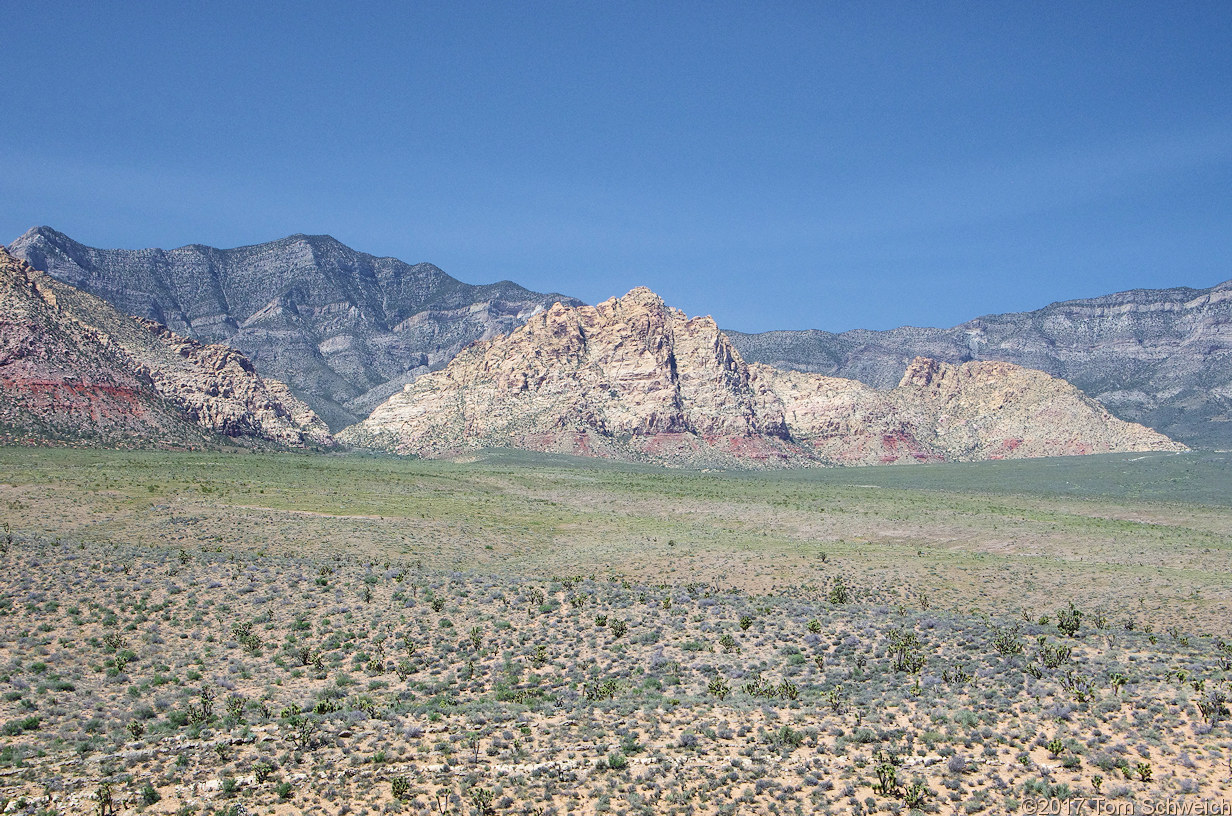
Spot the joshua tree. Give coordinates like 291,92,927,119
1057,602,1082,638
887,628,925,673
1198,690,1230,725
873,752,899,796
96,782,116,816
470,786,495,815
992,624,1024,656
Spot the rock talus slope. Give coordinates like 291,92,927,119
0,248,333,448
343,289,1184,466
7,227,581,430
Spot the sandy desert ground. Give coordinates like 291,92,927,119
0,448,1229,815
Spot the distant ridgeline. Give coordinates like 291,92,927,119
727,279,1232,450
340,288,1185,467
8,225,1223,455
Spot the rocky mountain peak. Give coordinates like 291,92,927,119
339,287,800,465
898,356,945,387
606,285,669,311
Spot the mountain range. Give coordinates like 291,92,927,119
342,288,1182,467
0,248,332,448
7,227,1227,451
7,227,579,431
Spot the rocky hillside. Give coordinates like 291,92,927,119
7,227,580,430
340,288,806,466
752,358,1184,466
728,279,1232,449
0,248,333,448
342,288,1183,467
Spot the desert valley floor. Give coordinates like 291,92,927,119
0,448,1230,815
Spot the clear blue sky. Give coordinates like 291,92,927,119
3,1,1230,332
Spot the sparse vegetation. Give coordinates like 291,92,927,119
0,447,1229,813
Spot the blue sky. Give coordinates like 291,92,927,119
3,2,1230,332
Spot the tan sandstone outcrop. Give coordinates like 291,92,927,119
753,357,1186,465
340,288,804,466
342,288,1184,467
135,319,335,447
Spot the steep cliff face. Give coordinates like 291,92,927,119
729,279,1232,449
753,358,1185,466
0,248,333,448
7,227,581,430
340,288,804,466
342,289,1184,467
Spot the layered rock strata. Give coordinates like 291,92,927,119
729,278,1232,449
0,248,333,448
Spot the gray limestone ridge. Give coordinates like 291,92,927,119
728,280,1232,449
7,227,580,431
